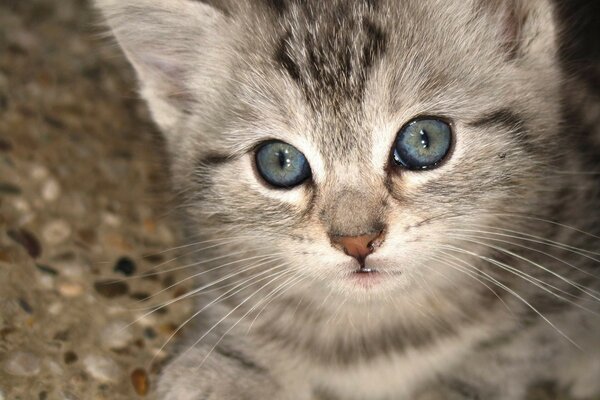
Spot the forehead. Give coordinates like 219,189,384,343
230,0,497,163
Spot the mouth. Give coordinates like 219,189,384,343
356,267,377,274
349,267,383,288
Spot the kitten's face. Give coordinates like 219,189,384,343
100,0,564,300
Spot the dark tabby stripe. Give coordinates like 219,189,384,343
264,0,287,14
272,3,388,104
264,0,379,16
197,152,232,166
253,296,494,366
214,345,267,373
275,32,302,83
256,317,460,365
361,19,387,71
468,109,533,152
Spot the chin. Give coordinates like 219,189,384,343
332,267,414,300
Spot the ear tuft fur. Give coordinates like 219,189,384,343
95,0,227,131
475,0,556,62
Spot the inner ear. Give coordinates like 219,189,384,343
476,0,554,61
500,2,528,60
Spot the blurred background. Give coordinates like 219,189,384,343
0,0,598,399
0,1,194,399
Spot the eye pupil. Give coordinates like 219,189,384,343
256,141,311,188
420,129,430,149
393,118,452,170
278,151,287,168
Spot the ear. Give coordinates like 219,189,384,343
95,0,227,132
477,0,557,62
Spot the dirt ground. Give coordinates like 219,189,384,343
0,0,594,399
0,1,193,398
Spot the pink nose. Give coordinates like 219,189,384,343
331,232,383,264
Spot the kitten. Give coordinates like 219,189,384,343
96,0,600,399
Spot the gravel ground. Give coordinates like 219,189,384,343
0,1,193,398
0,1,596,399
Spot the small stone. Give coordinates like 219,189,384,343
102,212,121,227
142,253,163,263
130,292,151,302
0,137,12,152
12,198,31,213
0,183,21,195
63,351,78,364
83,354,121,383
131,368,150,396
94,280,129,298
51,252,89,277
3,351,41,377
38,269,55,289
30,165,49,180
42,220,71,245
58,282,84,298
100,321,133,350
114,256,136,276
49,303,64,316
41,179,60,202
143,327,157,340
7,228,41,258
17,298,33,314
36,264,58,276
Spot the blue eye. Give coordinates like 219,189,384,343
255,141,311,188
393,118,452,170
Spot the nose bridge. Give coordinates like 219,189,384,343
320,186,386,237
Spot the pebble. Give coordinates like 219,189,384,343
3,351,41,377
17,298,33,314
143,327,157,340
0,182,21,195
102,212,121,227
58,281,84,298
42,220,72,245
36,263,59,276
48,303,64,315
83,354,121,383
142,253,164,263
0,137,12,151
131,368,150,396
41,179,60,202
64,351,78,364
114,256,136,276
94,280,129,298
51,252,89,277
30,165,49,180
38,273,55,289
12,198,31,213
130,292,151,302
100,321,133,350
7,228,41,258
